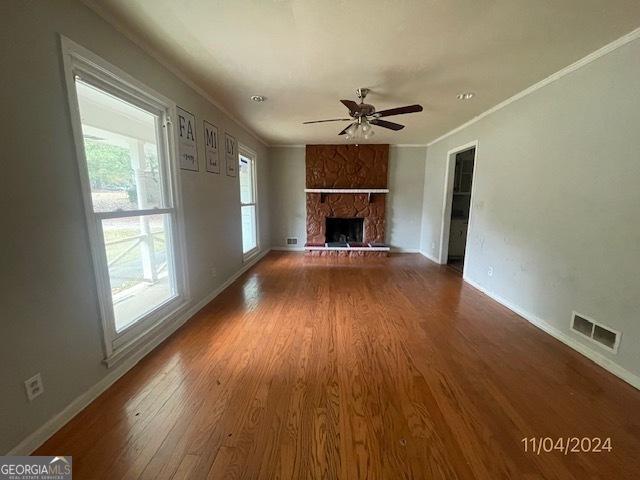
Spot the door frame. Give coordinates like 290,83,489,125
438,140,479,268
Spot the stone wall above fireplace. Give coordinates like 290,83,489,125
306,144,388,189
305,145,389,254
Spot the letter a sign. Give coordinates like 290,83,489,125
176,106,198,171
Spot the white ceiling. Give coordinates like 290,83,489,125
85,0,640,145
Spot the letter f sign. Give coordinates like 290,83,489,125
179,115,186,138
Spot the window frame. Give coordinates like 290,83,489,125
238,146,259,261
61,36,190,365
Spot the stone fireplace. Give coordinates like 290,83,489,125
305,144,389,255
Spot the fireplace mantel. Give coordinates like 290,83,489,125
304,188,389,193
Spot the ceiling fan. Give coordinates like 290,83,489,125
303,88,423,139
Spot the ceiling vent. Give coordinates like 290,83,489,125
571,312,621,353
286,237,298,245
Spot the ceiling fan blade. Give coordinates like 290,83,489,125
302,118,352,124
370,119,405,131
338,123,356,135
340,99,359,114
374,104,423,118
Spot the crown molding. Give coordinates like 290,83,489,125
268,144,306,148
427,26,640,147
80,0,639,152
268,143,428,148
82,0,268,147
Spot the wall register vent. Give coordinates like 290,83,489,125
286,237,298,246
571,312,621,353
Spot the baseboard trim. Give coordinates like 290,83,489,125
7,249,271,456
273,246,422,254
419,250,441,264
462,276,640,391
271,246,304,252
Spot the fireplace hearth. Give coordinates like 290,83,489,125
325,218,364,245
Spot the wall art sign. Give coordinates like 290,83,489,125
224,132,238,177
176,106,198,171
204,121,220,174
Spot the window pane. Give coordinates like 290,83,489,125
241,205,257,253
102,214,176,332
76,80,165,212
239,155,253,204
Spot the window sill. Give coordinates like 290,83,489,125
243,247,260,264
103,298,189,368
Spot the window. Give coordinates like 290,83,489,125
62,38,187,362
239,149,258,258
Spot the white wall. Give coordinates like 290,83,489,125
388,146,426,251
1,0,270,454
420,36,640,383
268,147,308,248
268,146,426,250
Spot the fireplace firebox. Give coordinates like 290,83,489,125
325,217,364,245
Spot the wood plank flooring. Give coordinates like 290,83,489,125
36,252,640,479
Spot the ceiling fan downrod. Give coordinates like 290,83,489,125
356,87,369,103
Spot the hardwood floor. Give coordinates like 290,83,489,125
36,252,640,479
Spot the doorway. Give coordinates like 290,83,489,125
440,144,477,274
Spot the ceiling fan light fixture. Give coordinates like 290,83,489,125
304,88,422,138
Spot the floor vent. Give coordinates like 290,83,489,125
571,312,620,353
286,237,298,246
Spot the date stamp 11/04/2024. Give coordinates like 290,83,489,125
522,437,612,455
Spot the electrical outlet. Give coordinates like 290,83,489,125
209,267,217,278
25,373,44,402
488,267,494,277
431,241,436,251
